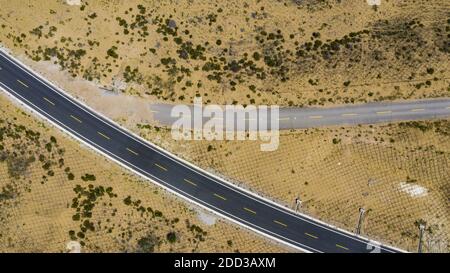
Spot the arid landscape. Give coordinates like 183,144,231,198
0,93,288,253
134,118,450,253
0,0,449,253
0,0,448,108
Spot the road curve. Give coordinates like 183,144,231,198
0,49,403,253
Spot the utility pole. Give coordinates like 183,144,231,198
294,196,302,212
356,207,366,235
418,223,426,253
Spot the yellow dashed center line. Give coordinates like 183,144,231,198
243,207,256,214
341,113,358,117
376,111,392,115
309,115,323,119
43,97,55,106
70,115,82,123
213,193,227,201
336,244,349,251
97,131,110,140
126,148,139,156
273,220,287,227
183,179,197,187
411,108,425,112
17,79,28,88
278,117,290,121
154,163,167,171
305,232,318,239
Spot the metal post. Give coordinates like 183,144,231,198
294,197,302,212
418,224,425,253
356,208,366,235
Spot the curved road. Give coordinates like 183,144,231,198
0,49,404,253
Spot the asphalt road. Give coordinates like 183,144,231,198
149,99,450,130
0,50,403,253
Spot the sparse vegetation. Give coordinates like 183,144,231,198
0,1,447,107
0,95,280,253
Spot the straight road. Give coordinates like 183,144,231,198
149,99,450,130
0,49,403,253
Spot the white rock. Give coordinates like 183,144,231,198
367,0,381,6
399,182,428,198
65,0,82,6
66,241,81,253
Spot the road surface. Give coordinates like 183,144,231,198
149,99,450,130
0,49,404,253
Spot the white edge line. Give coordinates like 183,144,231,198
0,83,316,253
0,47,403,253
0,47,405,253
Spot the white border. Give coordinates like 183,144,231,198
0,47,406,253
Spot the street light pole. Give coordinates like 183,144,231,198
356,207,366,235
294,196,302,212
418,223,426,253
